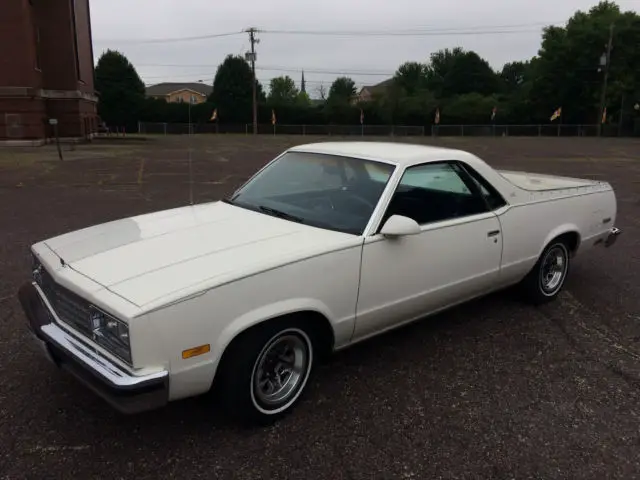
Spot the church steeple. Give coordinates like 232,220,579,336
301,70,306,94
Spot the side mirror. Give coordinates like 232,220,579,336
379,215,421,237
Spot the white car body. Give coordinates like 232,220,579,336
19,142,620,415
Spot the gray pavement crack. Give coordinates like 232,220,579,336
544,292,640,389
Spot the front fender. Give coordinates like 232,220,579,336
212,298,336,371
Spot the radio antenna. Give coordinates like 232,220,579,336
188,94,194,205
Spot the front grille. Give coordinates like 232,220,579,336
36,266,93,338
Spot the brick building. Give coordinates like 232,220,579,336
0,0,98,145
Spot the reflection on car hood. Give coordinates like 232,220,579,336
41,201,355,307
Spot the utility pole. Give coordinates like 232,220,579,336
246,28,259,135
598,22,614,137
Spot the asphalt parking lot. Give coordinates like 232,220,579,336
1,135,639,479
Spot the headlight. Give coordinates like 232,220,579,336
89,306,131,364
31,252,41,275
31,252,40,271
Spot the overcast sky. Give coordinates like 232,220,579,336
90,0,639,97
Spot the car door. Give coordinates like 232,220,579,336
353,160,504,341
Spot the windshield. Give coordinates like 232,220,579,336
228,151,396,235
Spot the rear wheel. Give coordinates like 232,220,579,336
518,240,570,304
216,319,316,425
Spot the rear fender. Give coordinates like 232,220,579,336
540,224,580,256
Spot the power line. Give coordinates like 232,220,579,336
141,72,219,80
138,68,395,80
257,78,332,85
261,65,391,75
137,64,395,76
258,23,560,37
260,28,544,37
142,74,332,86
94,21,562,45
93,31,243,45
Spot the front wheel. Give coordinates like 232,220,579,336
518,241,570,305
216,320,315,425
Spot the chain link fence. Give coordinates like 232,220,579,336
137,122,639,137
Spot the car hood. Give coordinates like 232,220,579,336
41,201,356,308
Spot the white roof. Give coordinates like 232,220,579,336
288,141,479,167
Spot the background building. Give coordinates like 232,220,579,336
145,82,213,104
0,0,98,145
355,79,394,103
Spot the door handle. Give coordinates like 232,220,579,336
487,230,500,237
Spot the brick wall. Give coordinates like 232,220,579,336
47,97,96,137
72,0,96,93
36,0,77,91
0,97,46,140
0,0,97,142
0,0,43,89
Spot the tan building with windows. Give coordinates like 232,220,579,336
354,78,394,104
145,82,212,104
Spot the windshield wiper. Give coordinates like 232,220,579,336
258,205,305,223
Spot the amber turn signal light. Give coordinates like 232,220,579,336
182,344,210,359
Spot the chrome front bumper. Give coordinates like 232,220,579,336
18,282,169,414
605,226,621,247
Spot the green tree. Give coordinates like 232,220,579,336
500,61,531,93
268,76,299,105
529,1,640,124
325,77,358,122
426,47,500,98
443,93,500,124
94,49,146,130
394,62,428,96
296,91,311,107
327,77,357,104
209,55,265,123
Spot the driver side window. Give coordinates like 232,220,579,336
383,162,488,226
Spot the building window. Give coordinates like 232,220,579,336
5,114,24,139
34,27,41,71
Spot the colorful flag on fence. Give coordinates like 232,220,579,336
210,108,218,121
434,108,440,125
271,109,277,125
491,106,497,121
550,107,562,122
601,107,607,124
360,108,364,125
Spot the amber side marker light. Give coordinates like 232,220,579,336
182,344,211,359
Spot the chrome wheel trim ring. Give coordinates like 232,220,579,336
539,244,568,296
250,328,313,415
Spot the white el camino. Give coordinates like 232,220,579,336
19,142,621,424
